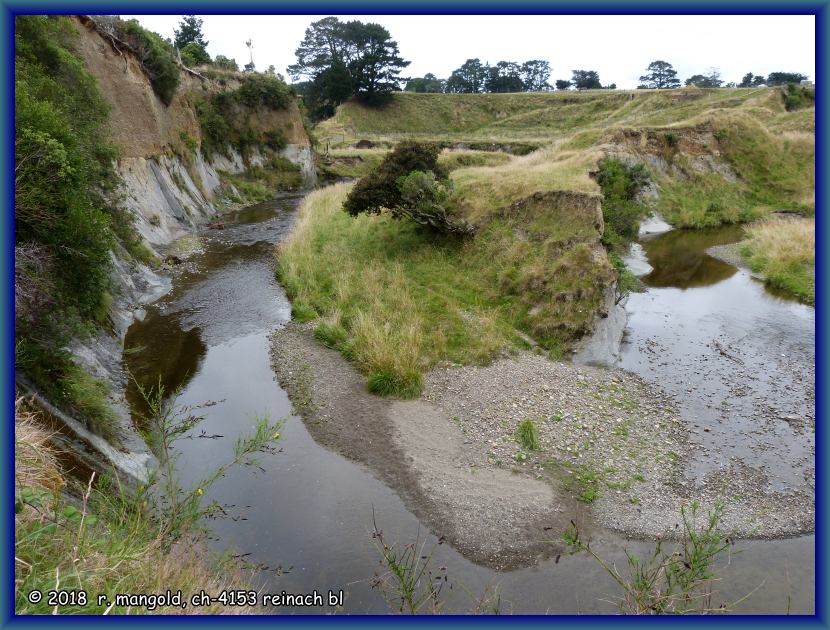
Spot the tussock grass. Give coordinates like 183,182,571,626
278,184,611,396
740,216,815,303
14,397,262,615
516,418,540,451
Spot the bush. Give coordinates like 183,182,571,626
596,158,649,250
343,141,472,234
179,41,210,66
236,73,293,109
213,55,238,71
118,19,180,105
783,83,815,111
194,75,293,157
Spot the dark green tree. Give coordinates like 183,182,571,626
766,71,808,86
485,61,524,93
289,17,408,112
405,73,445,93
571,69,602,89
638,60,680,89
555,79,572,90
174,15,208,48
685,68,722,88
520,60,552,91
345,21,409,102
445,58,488,93
180,41,210,66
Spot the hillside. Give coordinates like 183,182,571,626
280,88,814,396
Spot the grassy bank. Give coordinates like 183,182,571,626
318,89,814,229
277,183,612,397
739,216,815,303
14,398,259,615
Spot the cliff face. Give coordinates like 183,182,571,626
71,16,314,250
49,18,317,482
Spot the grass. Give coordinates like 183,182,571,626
516,418,540,451
277,183,611,397
564,500,740,614
14,397,263,615
319,89,813,231
740,216,815,303
289,88,813,398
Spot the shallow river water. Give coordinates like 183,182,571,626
122,197,814,614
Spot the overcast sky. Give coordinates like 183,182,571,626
121,14,815,88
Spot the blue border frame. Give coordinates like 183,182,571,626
2,0,826,626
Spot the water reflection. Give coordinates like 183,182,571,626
640,225,744,288
124,313,207,422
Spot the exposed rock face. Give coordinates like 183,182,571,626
45,18,318,482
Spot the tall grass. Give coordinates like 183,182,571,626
14,399,263,614
277,183,610,397
740,216,815,303
563,501,744,614
15,391,281,615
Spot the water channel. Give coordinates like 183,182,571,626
122,196,814,614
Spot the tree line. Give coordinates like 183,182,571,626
173,16,812,119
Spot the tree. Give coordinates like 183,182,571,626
685,68,722,88
405,73,444,93
179,41,210,66
766,71,808,86
345,21,409,102
289,17,409,113
485,61,524,93
213,55,238,71
571,69,602,90
445,58,488,93
244,39,255,72
638,60,680,89
555,79,572,90
174,15,208,49
303,59,353,119
520,60,552,91
739,72,766,87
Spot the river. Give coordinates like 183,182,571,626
121,197,814,614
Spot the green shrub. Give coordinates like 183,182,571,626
236,73,293,109
314,322,349,348
516,418,540,450
596,158,649,250
118,19,180,105
783,83,815,111
367,368,422,399
179,41,210,66
213,55,238,71
343,141,471,235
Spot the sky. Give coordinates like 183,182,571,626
121,14,815,89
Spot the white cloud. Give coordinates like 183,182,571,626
121,14,815,88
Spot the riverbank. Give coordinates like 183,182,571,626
707,216,815,305
270,321,814,569
13,398,260,615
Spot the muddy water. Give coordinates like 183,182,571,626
122,198,813,614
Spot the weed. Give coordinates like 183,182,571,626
563,501,746,614
370,513,447,614
516,418,540,450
